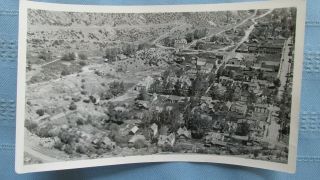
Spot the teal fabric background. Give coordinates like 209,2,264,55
1,0,320,179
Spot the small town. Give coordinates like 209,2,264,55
24,7,296,164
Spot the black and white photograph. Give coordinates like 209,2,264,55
15,0,306,173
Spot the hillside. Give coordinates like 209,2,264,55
28,9,252,27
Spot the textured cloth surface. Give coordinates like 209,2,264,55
1,0,320,179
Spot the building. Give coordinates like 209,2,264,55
117,54,127,60
202,62,214,73
162,95,189,104
247,39,285,54
196,58,207,66
225,64,246,71
134,84,146,91
253,103,269,114
251,103,269,121
227,58,243,66
174,39,188,49
236,43,249,53
230,102,248,115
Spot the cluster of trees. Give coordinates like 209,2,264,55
104,41,158,62
149,68,189,96
149,68,215,98
210,35,232,44
184,102,251,139
104,47,120,61
143,104,182,132
250,9,295,41
210,85,236,102
278,77,292,136
104,43,137,61
102,104,131,126
194,41,206,50
136,48,172,66
162,37,176,47
109,81,125,97
149,78,190,97
185,28,208,43
161,28,208,48
235,122,250,136
269,9,296,37
186,110,212,138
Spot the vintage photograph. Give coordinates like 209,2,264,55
16,0,306,173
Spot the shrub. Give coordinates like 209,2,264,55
61,69,70,76
59,130,75,144
26,101,32,106
72,96,81,102
104,47,119,61
160,144,173,152
113,134,129,148
108,123,120,133
122,43,136,56
273,79,281,87
100,91,113,100
25,120,38,132
36,109,45,116
193,28,208,39
253,150,259,158
61,52,76,61
38,50,52,61
235,122,250,136
89,95,97,104
48,127,61,137
81,90,87,95
138,42,156,51
191,129,205,139
136,88,148,101
76,145,88,154
79,61,86,66
69,102,77,111
185,32,194,43
64,144,74,154
76,118,84,126
94,70,102,76
133,139,146,149
36,124,53,138
54,141,64,150
78,53,87,60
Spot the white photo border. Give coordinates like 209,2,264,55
16,0,306,174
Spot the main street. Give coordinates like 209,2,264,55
277,37,292,100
